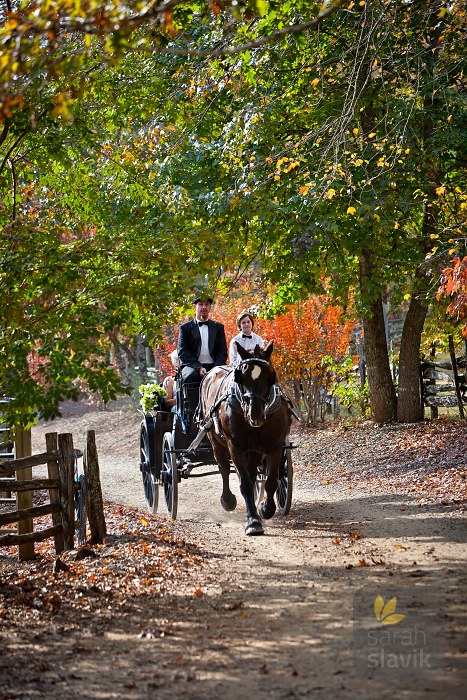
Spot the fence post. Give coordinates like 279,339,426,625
15,428,34,561
448,335,465,420
83,430,106,543
46,432,64,554
58,433,75,550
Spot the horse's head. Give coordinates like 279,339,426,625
233,340,277,427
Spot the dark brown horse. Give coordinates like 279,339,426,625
200,341,292,535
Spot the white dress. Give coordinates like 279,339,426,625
229,331,265,366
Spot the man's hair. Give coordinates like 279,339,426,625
193,295,214,304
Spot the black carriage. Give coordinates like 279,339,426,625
139,370,293,521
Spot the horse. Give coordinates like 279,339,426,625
199,340,292,535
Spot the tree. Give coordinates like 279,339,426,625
156,0,465,422
260,296,356,423
1,0,465,428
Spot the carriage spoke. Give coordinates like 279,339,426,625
275,442,293,516
140,417,159,514
162,432,178,520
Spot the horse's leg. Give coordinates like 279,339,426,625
210,436,237,512
258,449,281,520
230,443,263,536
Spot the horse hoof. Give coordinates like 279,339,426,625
259,499,276,520
245,519,264,536
221,493,237,512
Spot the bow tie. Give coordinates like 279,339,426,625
242,334,252,339
198,321,208,326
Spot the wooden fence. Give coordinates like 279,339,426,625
421,338,467,419
0,430,106,561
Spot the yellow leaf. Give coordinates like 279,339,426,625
4,19,19,30
299,185,310,195
368,132,376,139
141,518,148,525
284,161,300,173
374,213,380,221
347,206,356,215
405,148,410,154
374,595,385,621
381,597,397,618
435,186,445,196
437,7,447,17
394,222,400,229
311,78,320,89
447,114,452,123
430,234,439,239
326,188,336,199
382,613,406,625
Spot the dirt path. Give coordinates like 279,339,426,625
1,400,466,699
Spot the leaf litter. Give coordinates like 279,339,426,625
295,418,467,508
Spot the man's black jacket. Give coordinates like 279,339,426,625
177,319,228,370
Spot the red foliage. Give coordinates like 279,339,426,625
259,297,357,422
437,256,467,337
260,297,356,381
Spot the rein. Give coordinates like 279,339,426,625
231,357,281,419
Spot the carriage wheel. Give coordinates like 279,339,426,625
140,416,159,514
275,442,293,516
161,432,178,520
74,452,87,545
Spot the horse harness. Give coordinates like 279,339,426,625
199,358,288,438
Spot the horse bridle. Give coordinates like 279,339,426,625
234,357,275,415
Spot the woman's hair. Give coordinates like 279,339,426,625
169,349,180,368
236,311,254,330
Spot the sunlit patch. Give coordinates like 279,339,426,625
251,365,262,380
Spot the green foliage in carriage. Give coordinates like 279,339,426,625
139,383,167,413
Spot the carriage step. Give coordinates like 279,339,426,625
179,460,195,479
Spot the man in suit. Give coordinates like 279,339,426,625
177,295,228,411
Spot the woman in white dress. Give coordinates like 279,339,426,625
229,311,266,367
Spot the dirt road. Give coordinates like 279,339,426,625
2,400,466,699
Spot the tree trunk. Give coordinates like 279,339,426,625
396,0,445,424
359,252,397,423
397,294,428,422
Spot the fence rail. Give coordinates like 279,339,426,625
0,430,106,560
421,347,467,419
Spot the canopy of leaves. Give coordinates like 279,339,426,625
1,0,466,427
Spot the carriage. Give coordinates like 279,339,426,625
138,349,294,531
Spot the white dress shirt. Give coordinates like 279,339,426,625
229,331,265,366
198,321,214,364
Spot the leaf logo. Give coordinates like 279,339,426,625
374,595,406,625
